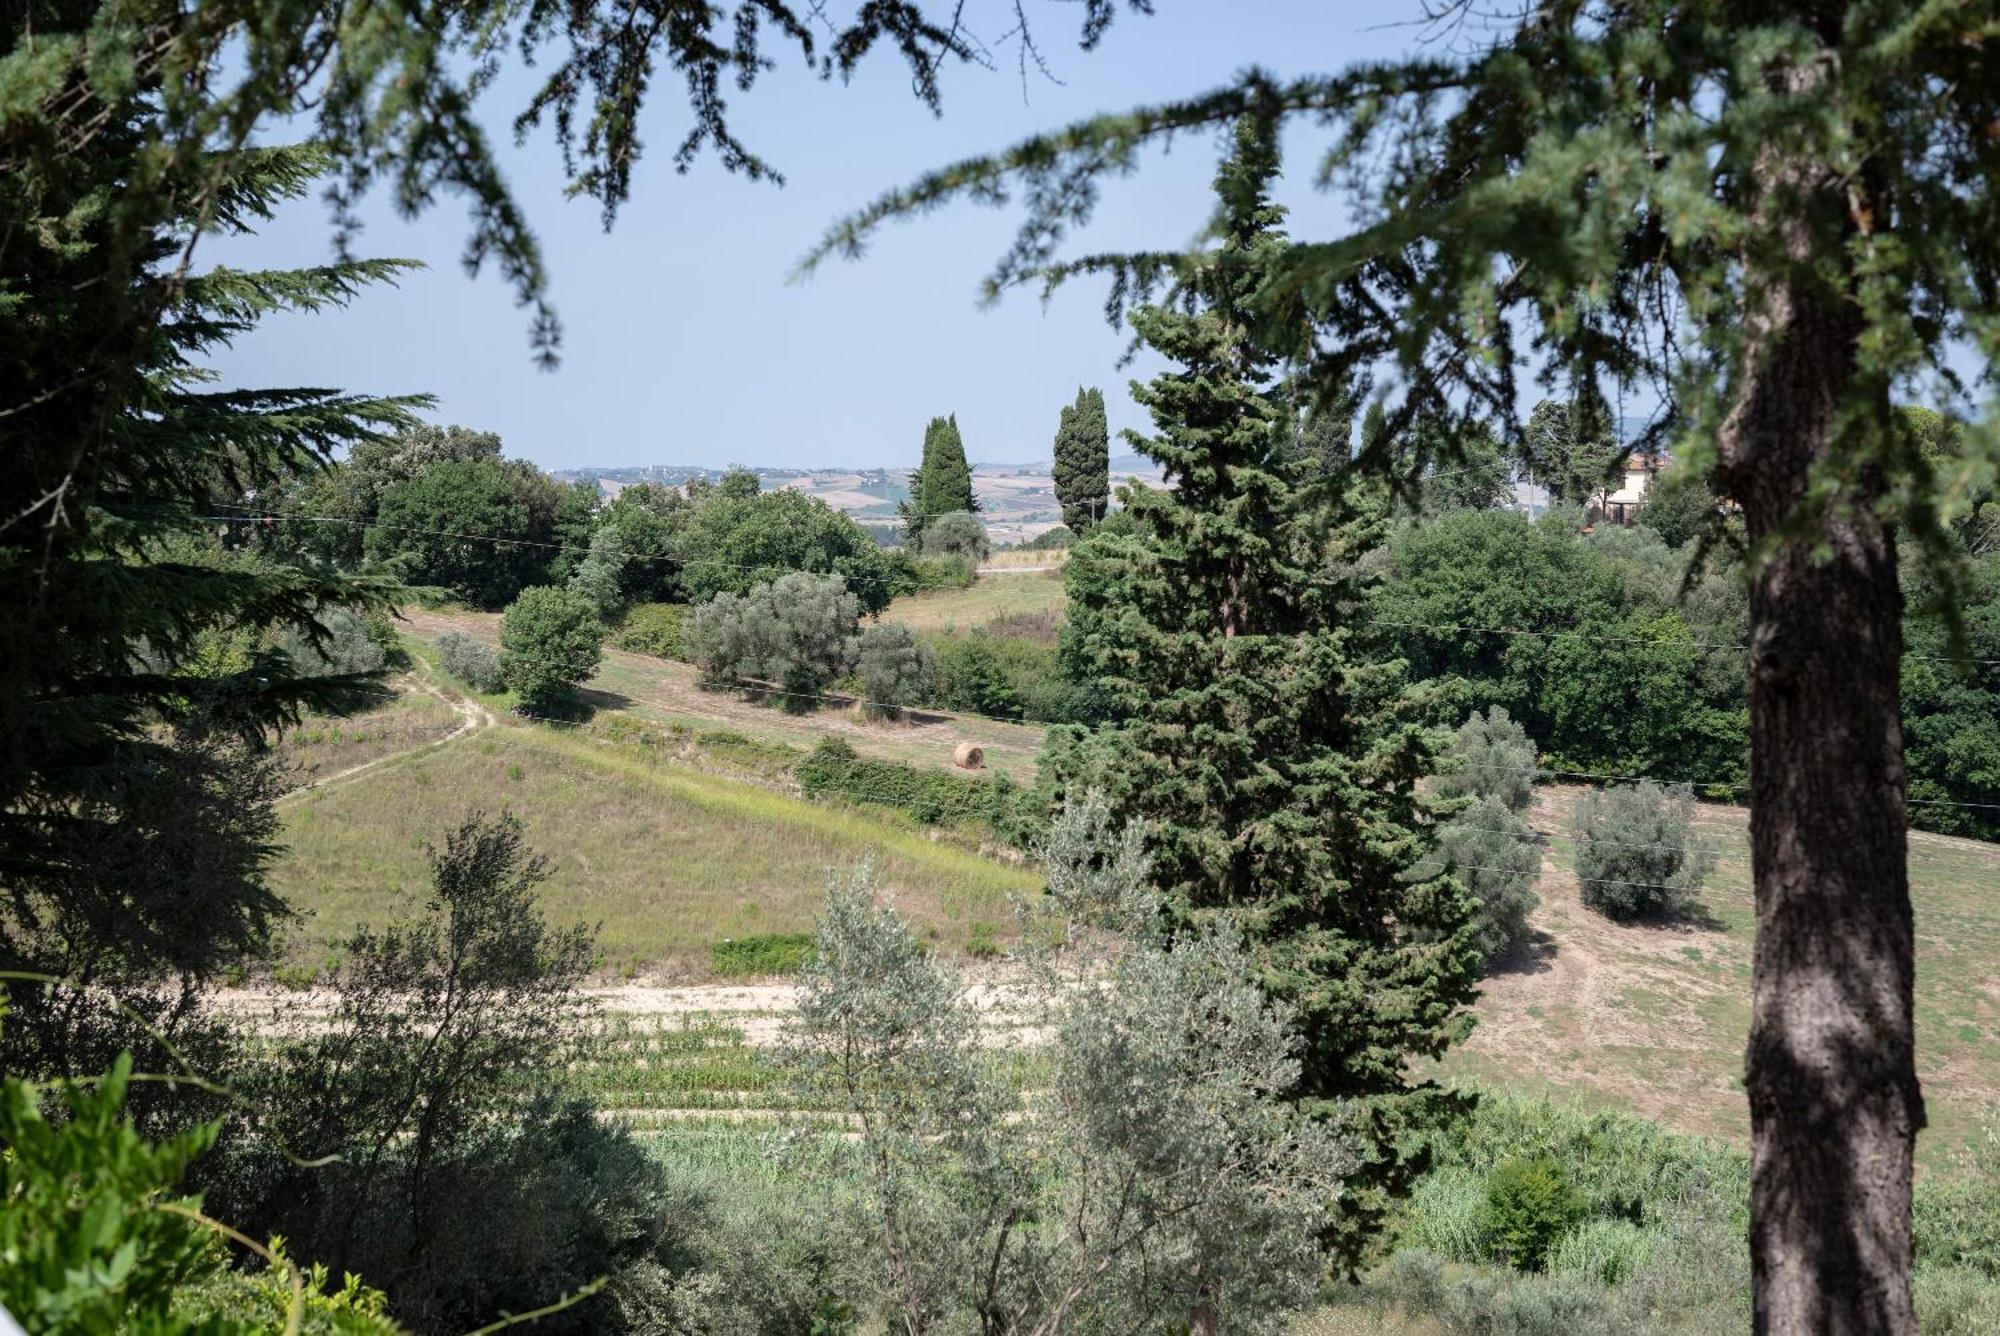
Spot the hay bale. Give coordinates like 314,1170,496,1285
952,742,985,771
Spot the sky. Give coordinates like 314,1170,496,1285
206,2,1433,473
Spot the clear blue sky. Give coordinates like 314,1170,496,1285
207,3,1428,472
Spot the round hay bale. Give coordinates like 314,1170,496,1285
952,742,985,771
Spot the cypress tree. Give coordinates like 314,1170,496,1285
1056,119,1478,1267
901,413,977,546
1051,386,1110,531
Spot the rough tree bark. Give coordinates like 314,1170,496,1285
1720,35,1924,1335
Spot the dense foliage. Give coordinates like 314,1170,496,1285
1050,121,1477,1264
856,623,936,719
1571,782,1716,922
500,586,605,714
782,849,1352,1332
687,572,860,712
1051,386,1110,531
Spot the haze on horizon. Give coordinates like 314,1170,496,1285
204,2,1417,474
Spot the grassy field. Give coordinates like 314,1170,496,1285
1444,785,2000,1162
268,717,1039,979
275,681,465,791
401,606,1049,781
881,570,1068,633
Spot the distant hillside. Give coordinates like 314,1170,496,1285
554,457,1168,546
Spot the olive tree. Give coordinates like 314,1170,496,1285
1435,706,1538,815
1572,782,1717,923
782,806,1352,1334
856,623,936,720
685,571,859,712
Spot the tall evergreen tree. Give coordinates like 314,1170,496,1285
900,414,977,546
1051,386,1110,531
1055,120,1478,1268
0,141,418,1085
814,11,2000,1317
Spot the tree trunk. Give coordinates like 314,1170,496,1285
1721,72,1924,1325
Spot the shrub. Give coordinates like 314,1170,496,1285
1404,1168,1489,1262
1480,1156,1585,1271
437,629,502,691
920,510,990,562
567,522,631,617
1436,796,1542,966
711,933,816,977
499,584,605,713
275,606,389,677
1025,525,1075,550
932,633,1023,718
1570,781,1716,920
796,736,1031,836
1548,1217,1654,1286
615,601,691,659
857,623,937,719
1438,705,1539,813
886,549,977,595
685,571,859,713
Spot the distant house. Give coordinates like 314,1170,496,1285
1594,451,1670,526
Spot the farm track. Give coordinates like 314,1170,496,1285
280,672,491,804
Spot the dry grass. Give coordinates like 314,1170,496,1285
1445,785,2000,1163
274,682,464,789
400,606,1048,781
980,549,1071,570
881,571,1068,634
268,719,1039,980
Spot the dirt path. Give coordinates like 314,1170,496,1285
280,673,491,804
221,976,1038,1045
974,563,1062,575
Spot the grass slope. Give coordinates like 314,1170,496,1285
401,607,1048,781
881,571,1068,633
1446,786,2000,1161
269,718,1038,979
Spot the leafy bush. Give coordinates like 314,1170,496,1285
1438,705,1538,813
920,510,990,562
674,487,895,613
1549,1217,1654,1286
437,629,502,690
1570,781,1716,920
1025,525,1075,550
275,606,390,677
856,622,936,718
686,571,859,713
499,584,605,713
615,601,692,659
796,732,1000,824
0,1054,399,1335
1436,795,1542,966
886,549,977,595
932,632,1024,718
711,933,816,977
1480,1156,1585,1271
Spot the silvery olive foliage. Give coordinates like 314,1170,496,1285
1436,707,1538,815
782,801,1355,1334
569,523,632,618
1571,782,1717,922
1433,796,1542,968
856,623,937,719
686,571,860,710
